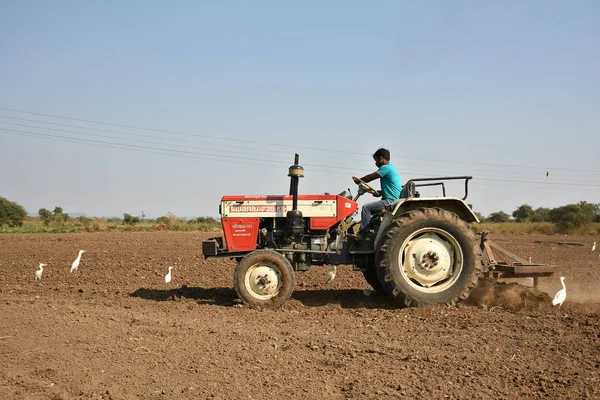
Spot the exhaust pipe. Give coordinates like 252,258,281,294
287,153,304,237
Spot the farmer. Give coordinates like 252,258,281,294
352,148,402,240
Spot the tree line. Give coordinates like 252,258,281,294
0,197,220,228
1,195,598,234
474,201,600,232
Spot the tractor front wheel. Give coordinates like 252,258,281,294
377,208,481,307
234,250,295,308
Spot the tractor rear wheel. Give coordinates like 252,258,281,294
362,262,386,294
234,250,295,308
377,208,481,307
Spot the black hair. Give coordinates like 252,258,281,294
372,148,390,161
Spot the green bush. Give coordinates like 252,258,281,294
156,216,170,225
548,203,591,233
79,216,92,229
473,212,486,222
38,208,52,225
531,207,551,222
512,204,534,222
0,197,27,227
123,213,140,225
196,216,219,224
487,211,510,223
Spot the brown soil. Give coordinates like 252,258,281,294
1,231,599,399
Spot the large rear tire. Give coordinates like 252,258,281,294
234,250,295,308
362,262,386,294
377,208,481,307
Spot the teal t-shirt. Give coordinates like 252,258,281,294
377,163,402,201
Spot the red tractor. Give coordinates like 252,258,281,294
203,154,554,308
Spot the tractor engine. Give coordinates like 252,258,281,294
217,155,358,271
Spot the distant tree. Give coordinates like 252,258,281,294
531,207,551,222
548,203,594,233
50,206,69,223
473,212,486,222
578,201,599,223
38,208,53,225
123,213,140,224
512,204,534,222
488,211,510,223
156,216,170,225
196,216,219,224
0,197,27,227
79,216,92,229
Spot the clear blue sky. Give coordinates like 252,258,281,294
1,1,599,219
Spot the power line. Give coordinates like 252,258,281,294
0,121,600,184
0,121,298,163
0,115,367,166
2,106,600,173
7,117,598,183
0,107,365,156
3,116,600,188
3,127,600,190
0,128,352,175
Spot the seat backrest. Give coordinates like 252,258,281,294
399,181,416,199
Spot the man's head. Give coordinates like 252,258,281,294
372,148,390,168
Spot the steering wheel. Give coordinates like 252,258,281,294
352,176,379,196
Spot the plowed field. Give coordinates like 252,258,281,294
1,231,599,399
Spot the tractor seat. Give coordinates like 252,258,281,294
377,183,414,217
399,181,416,199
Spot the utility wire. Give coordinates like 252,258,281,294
3,127,600,190
2,106,600,173
0,128,353,175
0,107,364,156
0,118,580,182
0,115,365,165
2,116,599,184
0,126,595,188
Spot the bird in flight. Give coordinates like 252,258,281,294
546,171,549,177
34,263,46,281
325,265,337,284
165,266,173,284
70,250,86,273
551,276,566,307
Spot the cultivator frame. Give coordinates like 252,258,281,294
479,231,557,287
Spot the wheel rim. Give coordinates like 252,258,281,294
397,228,463,293
244,264,281,300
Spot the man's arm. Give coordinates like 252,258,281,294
354,172,380,184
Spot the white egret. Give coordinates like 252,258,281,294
34,263,46,281
325,266,337,284
70,250,86,273
592,242,596,252
165,266,173,284
551,276,566,307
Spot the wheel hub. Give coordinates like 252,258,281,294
404,233,453,287
246,265,280,300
